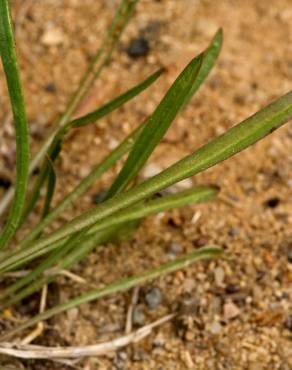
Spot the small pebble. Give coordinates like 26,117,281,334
108,138,119,150
173,178,193,191
153,332,165,348
41,27,65,46
168,242,183,255
167,242,183,260
132,306,145,326
264,197,280,208
228,227,239,237
142,163,162,178
126,37,150,58
208,320,222,335
178,296,201,316
44,82,57,93
167,178,193,193
182,278,196,293
145,287,162,309
214,266,225,286
79,166,91,178
0,176,11,189
281,291,289,300
185,330,195,341
118,351,128,361
223,302,240,320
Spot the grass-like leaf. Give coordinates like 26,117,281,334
0,185,217,280
183,28,223,108
70,68,164,128
1,89,291,274
104,54,203,199
4,90,290,260
104,29,222,200
0,246,223,340
0,0,139,218
0,0,30,249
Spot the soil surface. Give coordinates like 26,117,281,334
0,0,292,369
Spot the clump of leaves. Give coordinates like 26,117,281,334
0,0,291,340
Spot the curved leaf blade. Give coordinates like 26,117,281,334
1,185,217,275
70,68,164,128
105,54,204,199
0,0,30,249
183,28,223,108
11,90,291,254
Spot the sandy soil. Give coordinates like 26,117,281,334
0,0,292,369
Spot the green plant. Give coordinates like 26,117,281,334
0,0,291,341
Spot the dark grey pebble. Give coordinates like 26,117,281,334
126,37,150,58
44,82,57,93
145,287,162,309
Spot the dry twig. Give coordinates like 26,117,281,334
0,314,175,359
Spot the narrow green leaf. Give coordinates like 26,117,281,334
70,68,164,128
0,246,223,340
88,185,218,236
105,54,204,199
55,186,218,271
10,90,290,260
1,185,217,275
1,91,291,273
104,28,222,200
0,0,30,249
182,28,223,108
0,0,140,218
